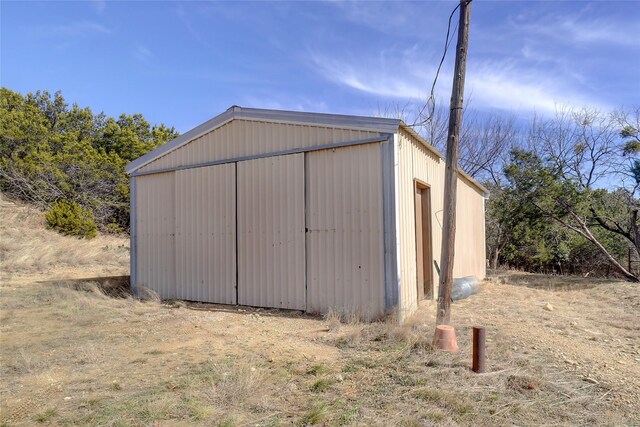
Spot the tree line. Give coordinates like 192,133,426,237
2,88,639,281
409,103,640,281
0,88,178,235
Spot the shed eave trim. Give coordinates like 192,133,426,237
399,123,445,160
126,106,403,174
130,135,392,177
233,108,401,133
125,110,234,174
458,169,489,197
398,123,489,197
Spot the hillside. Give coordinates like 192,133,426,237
0,195,129,277
0,198,639,426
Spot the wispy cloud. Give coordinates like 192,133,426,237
50,21,111,36
310,47,434,100
239,97,285,111
310,51,609,114
329,1,444,39
240,94,329,113
132,45,153,61
175,3,213,49
514,12,640,48
467,63,607,113
91,0,106,14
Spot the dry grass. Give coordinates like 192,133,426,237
0,198,129,275
325,315,632,425
324,307,343,332
1,199,639,426
1,271,638,426
0,280,163,425
196,360,268,407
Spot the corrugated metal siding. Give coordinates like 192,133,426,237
237,154,306,310
306,143,385,320
411,141,446,299
397,130,444,318
175,164,236,304
397,128,486,319
135,172,176,298
453,176,487,279
138,119,378,174
381,140,398,309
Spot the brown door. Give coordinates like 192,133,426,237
414,182,434,300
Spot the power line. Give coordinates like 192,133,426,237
411,0,472,128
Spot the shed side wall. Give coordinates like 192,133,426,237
138,119,379,174
135,172,176,298
453,175,487,279
306,143,385,320
397,130,445,318
397,129,487,319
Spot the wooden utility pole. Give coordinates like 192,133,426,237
436,0,472,326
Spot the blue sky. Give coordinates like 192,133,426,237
2,1,639,132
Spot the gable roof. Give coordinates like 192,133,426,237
125,105,487,196
126,106,403,174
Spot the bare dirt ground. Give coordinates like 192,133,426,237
1,201,639,426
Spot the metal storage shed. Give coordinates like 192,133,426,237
126,106,487,321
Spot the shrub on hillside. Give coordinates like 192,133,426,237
0,88,178,233
46,200,98,239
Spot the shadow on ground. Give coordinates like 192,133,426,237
183,301,317,320
37,275,319,321
38,275,132,298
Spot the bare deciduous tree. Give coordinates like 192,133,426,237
458,111,519,185
528,107,620,190
519,106,640,281
379,102,520,184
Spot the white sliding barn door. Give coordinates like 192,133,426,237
175,163,237,304
237,154,306,310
